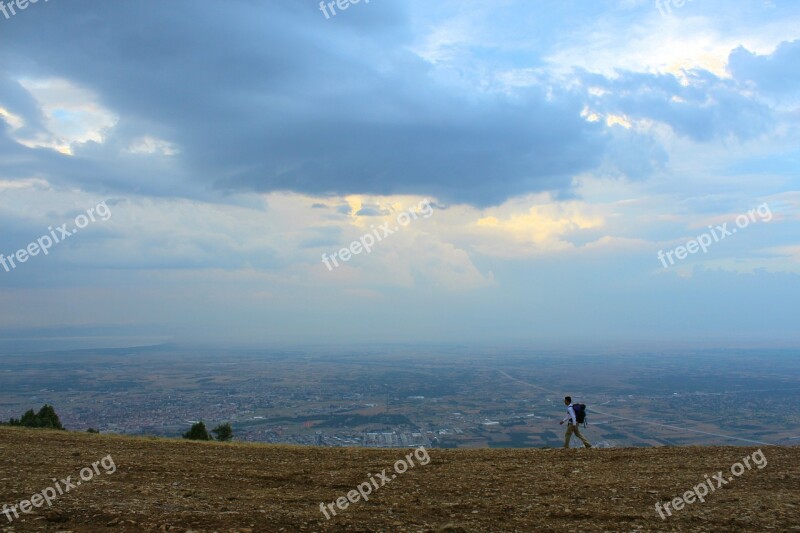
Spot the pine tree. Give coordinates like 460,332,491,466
212,422,233,442
183,421,211,440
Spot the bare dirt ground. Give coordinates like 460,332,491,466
0,427,798,532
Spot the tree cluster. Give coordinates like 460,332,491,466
182,421,233,442
6,404,64,430
2,404,234,443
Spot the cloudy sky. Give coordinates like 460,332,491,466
0,0,798,348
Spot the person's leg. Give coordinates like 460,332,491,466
564,424,574,448
573,425,591,448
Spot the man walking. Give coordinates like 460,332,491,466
560,396,591,448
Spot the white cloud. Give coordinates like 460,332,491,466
126,136,178,156
16,78,118,155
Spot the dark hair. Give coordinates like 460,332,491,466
565,396,572,403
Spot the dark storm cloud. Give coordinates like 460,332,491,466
0,0,608,206
601,126,669,180
0,76,47,139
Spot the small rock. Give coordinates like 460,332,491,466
45,510,68,523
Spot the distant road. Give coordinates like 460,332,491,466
496,370,557,394
495,369,775,446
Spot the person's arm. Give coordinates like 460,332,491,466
568,405,577,425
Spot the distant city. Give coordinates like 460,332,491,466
2,345,798,448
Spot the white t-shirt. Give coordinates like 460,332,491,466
562,404,577,425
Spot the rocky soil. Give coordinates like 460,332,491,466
0,427,798,532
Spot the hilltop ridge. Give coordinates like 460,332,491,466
0,427,798,532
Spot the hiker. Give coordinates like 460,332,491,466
560,396,592,448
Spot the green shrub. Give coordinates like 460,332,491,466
183,421,211,440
